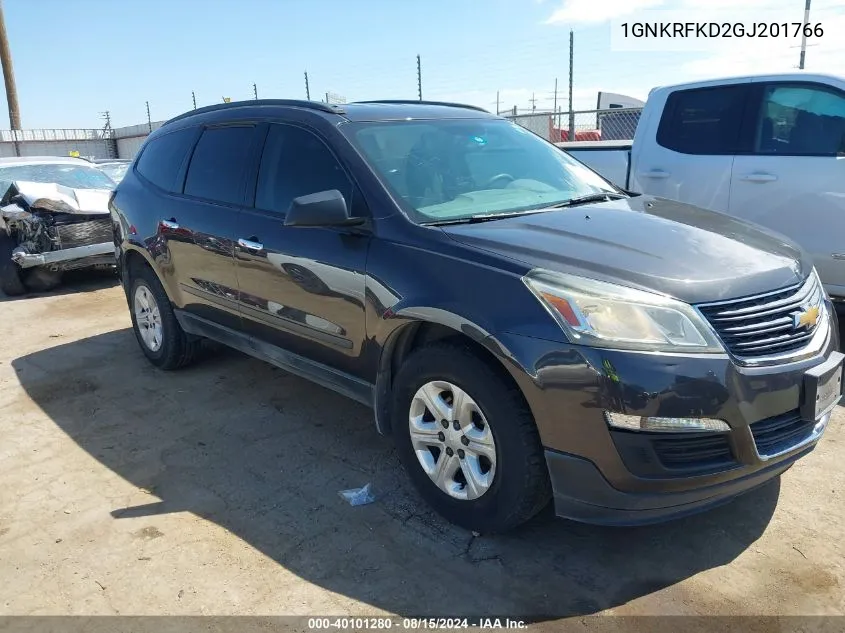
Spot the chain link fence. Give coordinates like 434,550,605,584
506,107,642,142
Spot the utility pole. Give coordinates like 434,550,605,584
0,0,21,155
145,101,152,132
253,83,258,100
304,71,311,100
568,29,575,141
192,91,197,109
798,0,812,69
530,92,537,112
416,54,422,100
496,90,500,115
553,78,559,141
101,111,115,158
0,0,19,129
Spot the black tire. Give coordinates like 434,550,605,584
23,267,63,293
128,264,201,370
0,233,25,296
391,342,551,533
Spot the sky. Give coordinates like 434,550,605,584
2,0,844,130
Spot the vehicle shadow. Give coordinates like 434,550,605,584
11,329,780,619
0,268,119,302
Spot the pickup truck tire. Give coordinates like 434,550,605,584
129,265,200,370
0,233,26,297
391,342,551,533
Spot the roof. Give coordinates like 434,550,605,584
161,98,495,129
342,101,494,121
0,155,95,166
652,71,845,93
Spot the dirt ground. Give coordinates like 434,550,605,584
0,271,843,622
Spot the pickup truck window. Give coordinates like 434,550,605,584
657,85,747,155
755,84,845,156
348,118,614,223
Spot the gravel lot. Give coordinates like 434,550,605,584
0,271,843,621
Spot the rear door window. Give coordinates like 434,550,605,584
754,83,845,156
184,125,257,205
135,127,197,192
656,85,748,155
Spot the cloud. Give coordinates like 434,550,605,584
679,9,845,78
545,0,666,25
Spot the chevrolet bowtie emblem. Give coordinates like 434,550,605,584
793,305,820,330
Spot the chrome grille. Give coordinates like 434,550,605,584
697,274,825,358
55,218,112,249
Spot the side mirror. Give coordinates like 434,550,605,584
284,190,365,228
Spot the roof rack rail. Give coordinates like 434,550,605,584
163,99,345,127
352,99,490,113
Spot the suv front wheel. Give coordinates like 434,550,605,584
391,342,551,533
128,264,201,370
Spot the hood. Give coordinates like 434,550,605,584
441,195,810,304
1,181,111,215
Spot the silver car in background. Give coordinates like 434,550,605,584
92,158,131,184
0,156,117,295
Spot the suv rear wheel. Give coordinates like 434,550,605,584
129,264,200,370
391,342,551,533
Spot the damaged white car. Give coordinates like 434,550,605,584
0,156,117,295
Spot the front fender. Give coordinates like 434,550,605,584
369,305,543,436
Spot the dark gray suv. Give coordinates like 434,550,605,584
110,99,842,533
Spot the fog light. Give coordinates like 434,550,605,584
605,411,730,433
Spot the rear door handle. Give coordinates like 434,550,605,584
160,218,180,230
739,173,778,183
238,238,264,252
639,169,670,179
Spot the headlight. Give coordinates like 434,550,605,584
523,269,724,352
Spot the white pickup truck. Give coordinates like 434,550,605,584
560,72,845,302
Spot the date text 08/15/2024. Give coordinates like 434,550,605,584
306,618,527,630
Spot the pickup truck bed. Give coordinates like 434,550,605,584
557,141,632,190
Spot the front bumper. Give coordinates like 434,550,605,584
492,306,840,526
11,242,115,269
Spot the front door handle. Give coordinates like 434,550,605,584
639,169,670,179
739,173,778,183
160,218,180,230
238,237,264,252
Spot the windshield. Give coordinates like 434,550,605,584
97,162,130,183
347,118,616,223
0,163,116,194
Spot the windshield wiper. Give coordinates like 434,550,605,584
422,209,548,226
421,192,628,226
546,192,628,209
